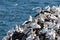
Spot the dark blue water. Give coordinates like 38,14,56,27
0,0,60,40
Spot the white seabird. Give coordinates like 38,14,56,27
45,22,53,27
48,14,58,20
35,36,40,40
2,36,9,40
30,23,41,29
46,29,56,40
58,14,60,18
7,28,15,37
26,28,36,40
22,16,33,25
26,35,33,40
18,25,23,33
51,6,58,12
23,28,31,34
45,22,57,29
16,25,23,32
40,27,48,34
53,23,60,30
44,6,51,12
32,7,42,13
6,28,15,40
28,16,33,21
33,19,38,23
16,25,19,32
35,14,46,23
39,17,45,23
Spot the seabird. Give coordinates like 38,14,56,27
28,15,33,21
46,28,56,40
15,25,20,32
32,7,42,13
2,36,9,40
51,6,58,13
7,28,15,37
26,35,33,40
6,28,15,40
35,14,47,23
33,18,38,23
30,23,41,29
45,22,56,29
44,6,51,12
18,25,23,33
26,28,36,40
40,27,48,34
48,14,58,20
53,23,60,30
22,16,32,25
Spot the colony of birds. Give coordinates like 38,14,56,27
3,6,60,40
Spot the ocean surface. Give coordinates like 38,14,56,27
0,0,60,40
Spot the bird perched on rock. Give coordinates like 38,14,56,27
30,23,41,29
47,14,58,20
22,15,33,26
46,28,56,40
16,25,23,33
44,6,51,12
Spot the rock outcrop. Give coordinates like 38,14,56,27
2,6,60,40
